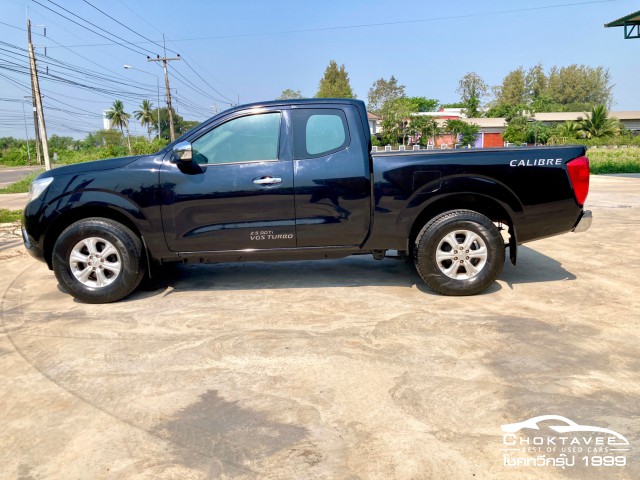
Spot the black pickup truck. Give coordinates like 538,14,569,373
22,99,591,303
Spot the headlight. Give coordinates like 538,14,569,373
28,177,54,203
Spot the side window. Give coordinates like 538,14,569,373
192,112,281,165
292,109,350,160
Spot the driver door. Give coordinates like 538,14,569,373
159,110,296,252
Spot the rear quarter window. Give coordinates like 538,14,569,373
292,109,350,160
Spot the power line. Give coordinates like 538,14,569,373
166,63,228,106
32,0,155,57
180,56,234,105
20,1,237,104
72,1,234,105
40,0,624,47
22,6,162,88
81,0,174,55
107,0,238,100
0,44,157,94
0,31,212,138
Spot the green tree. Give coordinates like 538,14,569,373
526,121,553,145
409,114,440,146
152,108,198,140
547,65,612,108
134,99,156,141
0,137,22,150
440,102,466,109
316,60,356,99
492,63,612,114
502,116,529,144
456,72,488,117
182,120,200,135
406,97,439,113
556,121,580,139
81,129,124,149
105,100,132,154
445,119,480,146
485,103,525,120
48,135,75,151
525,63,548,102
380,97,412,145
530,93,563,113
494,67,527,106
367,75,405,116
277,89,304,100
577,105,620,138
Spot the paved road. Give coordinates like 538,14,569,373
0,166,43,210
0,165,43,188
0,175,638,479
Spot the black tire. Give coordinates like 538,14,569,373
52,218,145,303
414,210,505,296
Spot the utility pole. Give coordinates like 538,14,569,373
25,7,41,164
27,19,51,170
29,91,41,165
147,35,180,141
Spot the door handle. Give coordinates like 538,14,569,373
253,176,282,185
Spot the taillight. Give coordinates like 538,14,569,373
567,156,590,206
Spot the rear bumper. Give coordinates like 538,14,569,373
572,210,592,233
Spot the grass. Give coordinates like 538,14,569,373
588,148,640,174
0,208,22,223
0,171,41,194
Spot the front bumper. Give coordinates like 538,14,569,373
572,210,592,233
22,225,45,261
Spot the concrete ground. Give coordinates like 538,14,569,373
1,175,638,479
0,192,29,210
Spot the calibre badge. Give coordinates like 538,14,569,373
510,158,562,167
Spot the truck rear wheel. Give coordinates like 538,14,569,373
414,210,504,295
52,218,145,303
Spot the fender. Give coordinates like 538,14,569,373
39,189,167,266
396,174,524,235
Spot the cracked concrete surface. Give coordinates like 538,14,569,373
1,175,639,479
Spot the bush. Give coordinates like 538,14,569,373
0,149,29,167
132,138,168,155
588,148,640,174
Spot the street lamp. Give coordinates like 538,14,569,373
21,98,32,163
123,65,161,140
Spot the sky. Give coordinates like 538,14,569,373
1,0,639,139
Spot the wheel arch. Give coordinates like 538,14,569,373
407,193,518,265
43,206,144,269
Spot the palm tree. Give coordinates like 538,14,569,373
577,105,620,139
556,121,580,139
134,99,155,141
105,100,132,154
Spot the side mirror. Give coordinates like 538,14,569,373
172,141,193,162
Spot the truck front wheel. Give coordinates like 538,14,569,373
414,210,505,295
52,218,145,303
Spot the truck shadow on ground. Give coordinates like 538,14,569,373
127,245,575,300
